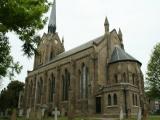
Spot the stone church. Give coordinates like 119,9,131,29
24,0,145,118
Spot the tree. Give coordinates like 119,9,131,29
0,0,50,78
0,81,24,112
0,33,12,77
0,0,50,56
146,43,160,99
0,33,22,79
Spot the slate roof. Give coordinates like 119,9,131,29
48,0,56,27
50,35,104,62
109,46,141,65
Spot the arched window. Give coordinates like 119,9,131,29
114,74,118,83
132,74,135,85
132,94,135,105
37,77,43,103
49,73,56,102
50,51,53,60
79,70,82,98
108,94,111,106
123,73,126,82
62,75,65,100
135,94,138,106
50,47,55,61
80,63,89,99
113,94,117,105
62,69,70,101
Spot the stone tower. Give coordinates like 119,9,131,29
33,0,64,69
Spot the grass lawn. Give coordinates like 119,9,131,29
0,115,160,120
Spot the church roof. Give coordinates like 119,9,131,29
51,35,104,62
48,0,56,27
109,46,141,65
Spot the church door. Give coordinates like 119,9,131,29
96,97,101,113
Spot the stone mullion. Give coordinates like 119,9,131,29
88,55,96,114
25,78,29,108
68,60,76,119
56,66,60,108
32,80,36,107
34,75,38,111
46,74,50,105
43,71,48,104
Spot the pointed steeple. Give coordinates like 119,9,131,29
118,28,124,49
48,0,56,33
104,16,109,32
118,28,123,41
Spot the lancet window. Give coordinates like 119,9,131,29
80,63,89,99
62,69,70,101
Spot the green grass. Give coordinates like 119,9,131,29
148,115,160,120
0,115,159,120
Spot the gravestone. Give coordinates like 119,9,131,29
41,108,45,118
26,108,31,119
37,109,42,120
52,107,60,120
0,112,3,117
120,106,124,120
5,109,8,117
137,107,142,120
40,104,48,119
11,109,16,120
61,108,65,116
18,109,23,117
29,111,36,120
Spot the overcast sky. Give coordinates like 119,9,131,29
1,0,160,90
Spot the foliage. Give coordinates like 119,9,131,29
0,0,49,57
0,0,50,78
146,43,160,99
0,33,22,79
0,33,12,77
0,81,24,112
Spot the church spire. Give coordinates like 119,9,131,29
104,16,109,32
48,0,56,33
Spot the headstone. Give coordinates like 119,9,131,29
37,109,42,120
41,108,45,118
5,109,8,117
0,112,3,117
137,107,142,120
120,106,124,120
52,107,60,120
18,109,23,117
11,109,16,120
29,111,36,120
26,108,31,119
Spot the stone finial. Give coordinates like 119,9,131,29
104,16,109,32
118,28,123,41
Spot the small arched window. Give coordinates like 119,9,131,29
132,94,135,105
50,51,53,60
113,94,117,105
108,94,111,106
135,94,138,106
114,74,118,83
132,74,135,85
